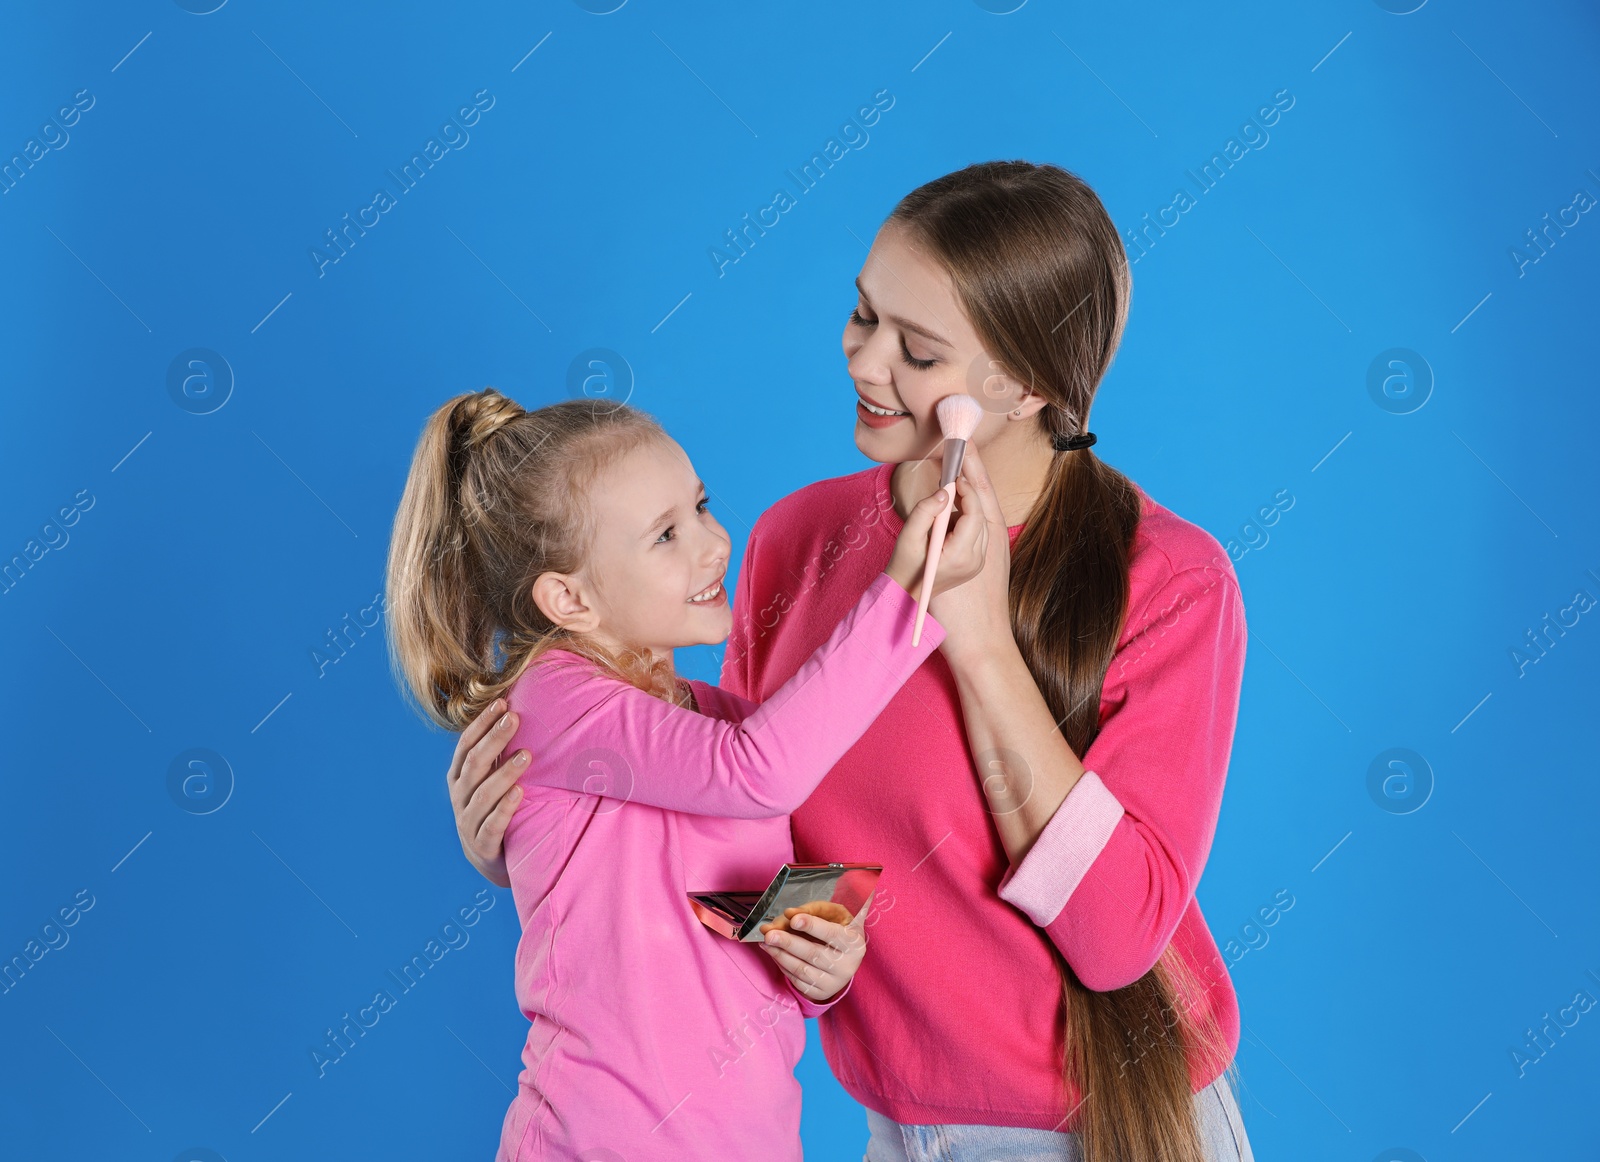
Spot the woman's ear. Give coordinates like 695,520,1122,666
531,572,600,634
968,352,1050,421
1009,386,1050,422
1004,368,1056,422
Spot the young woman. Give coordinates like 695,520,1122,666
385,391,987,1161
443,162,1255,1161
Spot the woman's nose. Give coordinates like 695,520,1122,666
846,337,891,386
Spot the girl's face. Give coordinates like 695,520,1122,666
558,436,733,662
843,222,1039,464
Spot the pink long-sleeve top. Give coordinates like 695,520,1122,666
721,462,1247,1131
493,570,945,1162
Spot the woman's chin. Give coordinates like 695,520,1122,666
853,425,904,464
855,425,943,468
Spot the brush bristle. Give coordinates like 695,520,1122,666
935,393,985,441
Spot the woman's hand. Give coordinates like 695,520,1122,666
927,442,1017,672
760,905,869,1004
885,475,988,600
446,698,527,889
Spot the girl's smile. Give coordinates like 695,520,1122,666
687,577,727,605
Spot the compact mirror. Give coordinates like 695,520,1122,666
687,862,882,942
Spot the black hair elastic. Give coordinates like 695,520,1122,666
1053,431,1097,452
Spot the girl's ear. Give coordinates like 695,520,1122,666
531,572,600,633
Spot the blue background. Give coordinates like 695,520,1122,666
2,1,1597,1159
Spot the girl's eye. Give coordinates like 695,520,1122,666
655,498,710,544
849,306,876,327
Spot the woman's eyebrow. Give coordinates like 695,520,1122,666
855,278,951,347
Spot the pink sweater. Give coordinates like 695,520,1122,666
494,571,945,1161
722,462,1247,1130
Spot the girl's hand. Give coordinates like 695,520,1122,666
446,698,527,890
759,904,869,1004
885,475,988,600
927,442,1016,672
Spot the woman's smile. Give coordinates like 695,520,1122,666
855,390,911,428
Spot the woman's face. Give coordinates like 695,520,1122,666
553,436,733,661
843,222,1037,465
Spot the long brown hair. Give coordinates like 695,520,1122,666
385,389,689,732
889,162,1237,1160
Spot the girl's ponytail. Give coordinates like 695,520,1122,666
385,389,675,732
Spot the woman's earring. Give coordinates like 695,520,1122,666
1012,408,1023,417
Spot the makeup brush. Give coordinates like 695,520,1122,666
912,393,984,646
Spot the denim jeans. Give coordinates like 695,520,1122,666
863,1071,1253,1162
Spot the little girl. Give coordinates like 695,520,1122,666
385,389,986,1161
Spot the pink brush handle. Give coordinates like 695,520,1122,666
912,494,955,646
913,438,968,646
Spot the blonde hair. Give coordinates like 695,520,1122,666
385,388,688,732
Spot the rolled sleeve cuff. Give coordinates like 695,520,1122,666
996,770,1124,927
787,969,854,1019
